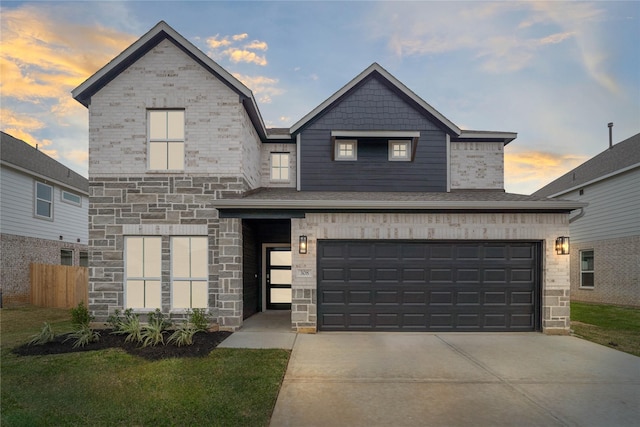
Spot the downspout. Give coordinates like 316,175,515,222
569,208,585,224
296,133,301,191
446,133,451,192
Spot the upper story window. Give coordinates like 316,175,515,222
335,139,357,161
35,181,53,220
580,250,594,288
61,190,82,206
148,110,185,170
270,153,290,181
389,140,411,161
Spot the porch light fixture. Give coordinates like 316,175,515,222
555,236,570,255
299,235,308,254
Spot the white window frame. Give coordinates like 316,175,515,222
171,237,209,310
148,110,185,171
335,139,357,161
34,181,53,220
270,152,290,182
125,236,162,310
580,249,595,288
61,190,82,206
389,140,411,161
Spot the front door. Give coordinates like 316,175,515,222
266,247,292,310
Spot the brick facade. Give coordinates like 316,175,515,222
450,142,504,190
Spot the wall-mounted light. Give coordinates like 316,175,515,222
59,235,63,241
555,236,570,255
299,235,308,254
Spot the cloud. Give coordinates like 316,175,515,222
233,33,248,41
66,149,89,164
205,32,269,66
223,48,268,66
245,40,268,51
206,35,233,49
232,73,284,103
504,150,588,194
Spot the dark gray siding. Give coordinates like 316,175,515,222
300,75,447,192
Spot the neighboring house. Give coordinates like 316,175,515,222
72,21,583,334
0,132,89,307
533,133,640,307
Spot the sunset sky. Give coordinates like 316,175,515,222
1,1,638,194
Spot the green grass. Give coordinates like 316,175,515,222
571,302,640,357
1,306,290,426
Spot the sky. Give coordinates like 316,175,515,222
1,1,639,195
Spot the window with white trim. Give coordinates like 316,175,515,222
35,181,53,219
125,237,162,309
580,250,594,288
61,190,82,206
149,110,185,170
335,139,357,161
270,153,290,181
389,140,411,161
172,237,208,309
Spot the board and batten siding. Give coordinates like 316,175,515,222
299,74,447,192
564,168,640,243
1,166,88,244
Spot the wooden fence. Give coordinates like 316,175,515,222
30,264,88,308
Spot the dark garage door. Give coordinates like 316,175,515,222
318,241,540,332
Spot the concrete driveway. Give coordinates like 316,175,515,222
270,333,640,427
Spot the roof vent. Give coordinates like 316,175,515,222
608,122,613,149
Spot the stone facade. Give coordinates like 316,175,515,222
0,233,87,306
570,236,640,307
291,212,572,334
450,142,504,190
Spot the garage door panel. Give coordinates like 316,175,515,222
318,241,539,332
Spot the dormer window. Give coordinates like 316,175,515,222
148,110,184,170
335,140,357,161
389,140,411,161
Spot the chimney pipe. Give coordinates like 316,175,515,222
608,122,613,149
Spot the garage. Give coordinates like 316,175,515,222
318,240,541,332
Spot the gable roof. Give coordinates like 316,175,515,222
71,21,272,140
0,132,89,194
533,132,640,198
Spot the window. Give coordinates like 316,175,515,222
335,140,357,160
62,190,82,206
580,250,594,288
125,237,162,309
389,140,411,161
79,251,89,267
270,153,290,181
35,181,53,219
149,110,185,170
61,249,73,266
172,237,208,309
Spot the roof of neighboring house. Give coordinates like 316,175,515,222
533,132,640,198
214,187,585,213
0,131,89,194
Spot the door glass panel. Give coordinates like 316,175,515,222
270,251,291,266
270,269,292,285
270,288,292,304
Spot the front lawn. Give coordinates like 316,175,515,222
1,306,290,426
571,301,640,357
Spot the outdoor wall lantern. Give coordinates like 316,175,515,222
299,235,308,254
555,236,570,255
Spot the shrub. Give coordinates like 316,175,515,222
70,301,92,328
140,309,170,347
28,322,56,346
65,324,101,348
168,323,198,347
189,308,210,332
111,310,143,343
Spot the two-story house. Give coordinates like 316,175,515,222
0,132,89,307
534,132,639,307
72,21,583,334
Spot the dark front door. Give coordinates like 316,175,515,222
266,247,292,310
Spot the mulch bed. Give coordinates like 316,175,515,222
12,330,233,361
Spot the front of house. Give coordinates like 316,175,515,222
73,21,582,334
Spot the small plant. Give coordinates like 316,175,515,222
189,308,210,332
28,322,56,346
106,308,123,331
140,309,170,347
112,310,143,343
65,324,101,348
70,301,93,328
168,322,198,347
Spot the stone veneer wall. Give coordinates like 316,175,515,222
450,142,504,190
570,236,640,307
88,176,245,328
290,212,572,334
0,234,87,307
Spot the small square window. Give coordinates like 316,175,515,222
335,140,357,161
389,140,411,161
270,153,290,181
580,250,594,288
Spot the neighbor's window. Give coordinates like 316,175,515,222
149,110,185,170
270,153,290,181
389,140,411,161
35,181,53,219
580,250,594,288
125,237,162,309
61,190,82,206
61,249,73,266
171,237,208,309
79,251,89,267
335,139,357,161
